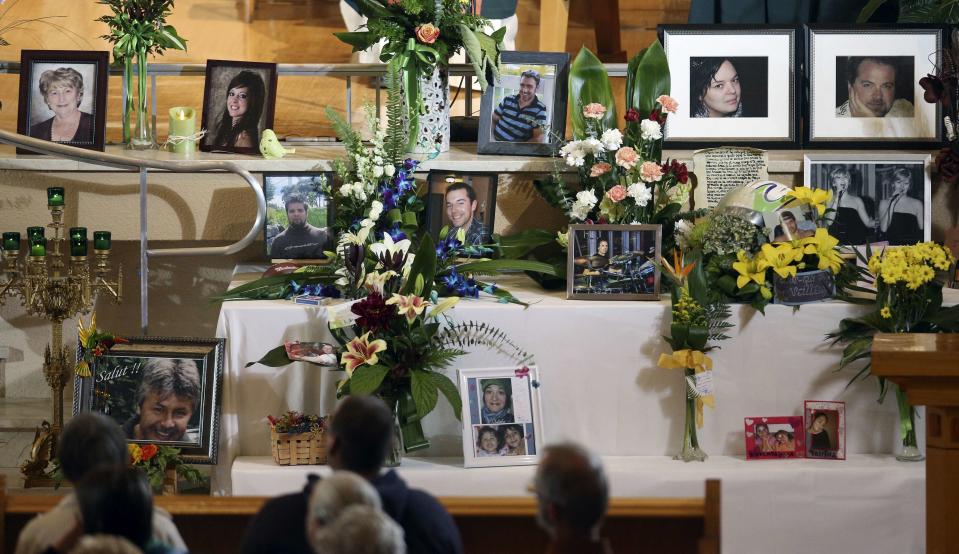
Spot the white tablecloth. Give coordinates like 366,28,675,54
231,454,924,554
214,269,939,553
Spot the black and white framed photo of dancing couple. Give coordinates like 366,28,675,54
73,336,225,464
459,367,543,468
17,50,109,153
477,51,570,157
200,59,278,154
805,25,944,148
567,224,662,300
803,153,931,247
658,25,800,148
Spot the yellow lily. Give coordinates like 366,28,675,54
787,186,833,216
427,296,460,319
759,243,801,280
341,332,387,376
801,228,843,274
386,293,428,324
731,250,767,289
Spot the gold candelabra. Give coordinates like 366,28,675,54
0,188,121,487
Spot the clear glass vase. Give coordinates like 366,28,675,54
128,50,156,150
895,387,924,462
674,368,707,462
383,412,404,467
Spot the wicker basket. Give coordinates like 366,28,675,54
271,428,327,465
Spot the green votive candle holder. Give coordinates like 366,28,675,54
70,227,87,240
70,237,88,257
29,238,46,257
27,226,45,241
47,187,65,207
93,231,111,251
2,232,20,251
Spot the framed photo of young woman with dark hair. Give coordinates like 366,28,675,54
200,60,278,154
658,25,800,148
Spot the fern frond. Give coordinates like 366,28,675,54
325,106,363,151
384,58,408,165
433,321,534,365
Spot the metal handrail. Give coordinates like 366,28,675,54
0,129,267,333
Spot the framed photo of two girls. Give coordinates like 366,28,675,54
658,24,945,149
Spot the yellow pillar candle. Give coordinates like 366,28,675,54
168,107,197,154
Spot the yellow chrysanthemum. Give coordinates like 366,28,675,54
880,306,891,319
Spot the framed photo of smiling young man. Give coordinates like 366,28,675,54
659,25,800,148
426,171,498,248
805,25,945,148
200,59,278,154
459,367,543,468
73,336,225,464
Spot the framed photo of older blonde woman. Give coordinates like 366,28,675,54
17,50,109,154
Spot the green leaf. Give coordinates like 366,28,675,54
455,259,557,275
245,345,292,368
569,47,616,139
159,25,187,51
857,0,889,21
687,326,708,351
428,371,462,420
348,364,390,395
411,369,439,418
334,31,380,53
351,0,393,19
401,235,437,296
457,24,501,91
631,39,670,116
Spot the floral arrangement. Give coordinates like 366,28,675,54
335,0,503,149
97,0,187,145
829,242,958,458
75,313,128,377
918,29,959,184
128,443,202,494
268,411,327,434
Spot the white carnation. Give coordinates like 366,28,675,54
581,138,605,156
575,189,598,207
339,183,353,197
600,128,623,150
640,119,663,140
384,164,396,177
627,183,652,207
373,166,385,178
369,200,384,221
560,142,586,167
570,201,591,221
675,219,693,250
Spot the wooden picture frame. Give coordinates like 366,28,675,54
200,59,278,154
567,224,662,300
262,172,335,261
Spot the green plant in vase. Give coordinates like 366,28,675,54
98,0,187,149
829,242,958,461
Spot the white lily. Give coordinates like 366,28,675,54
369,233,412,261
428,296,460,318
364,270,397,294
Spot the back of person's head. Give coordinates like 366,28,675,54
76,466,154,549
70,535,144,554
309,504,405,554
534,442,609,537
307,471,382,539
59,413,128,483
328,396,394,474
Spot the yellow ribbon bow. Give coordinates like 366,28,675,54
657,349,716,428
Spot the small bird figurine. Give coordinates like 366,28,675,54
259,129,295,159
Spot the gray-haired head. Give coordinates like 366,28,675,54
307,471,381,528
520,69,541,88
533,442,609,538
309,505,405,554
135,358,201,410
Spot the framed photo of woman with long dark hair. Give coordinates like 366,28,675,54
658,25,800,148
16,50,109,154
200,60,278,154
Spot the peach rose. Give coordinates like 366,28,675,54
640,161,664,182
583,103,607,119
415,23,440,44
590,162,612,177
607,185,627,202
614,146,639,169
656,95,679,114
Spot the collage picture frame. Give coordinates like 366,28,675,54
74,336,225,464
458,366,543,468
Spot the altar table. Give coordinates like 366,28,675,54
215,269,942,553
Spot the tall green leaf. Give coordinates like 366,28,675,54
411,369,439,418
454,259,557,275
628,39,670,116
245,344,292,368
569,48,616,139
428,371,462,419
401,235,437,297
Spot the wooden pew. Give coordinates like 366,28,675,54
1,477,719,553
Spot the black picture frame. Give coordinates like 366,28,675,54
262,172,335,261
425,171,498,247
478,51,569,156
658,25,801,149
200,59,278,154
16,50,109,154
804,24,945,149
567,224,662,300
73,336,225,464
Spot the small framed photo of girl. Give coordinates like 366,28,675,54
804,400,846,460
200,60,278,154
658,25,800,148
458,367,543,468
744,416,804,460
17,50,109,153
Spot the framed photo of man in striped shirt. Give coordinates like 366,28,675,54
479,51,569,156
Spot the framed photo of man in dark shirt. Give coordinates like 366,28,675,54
478,51,569,157
263,172,334,261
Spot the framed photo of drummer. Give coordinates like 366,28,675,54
567,224,662,300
